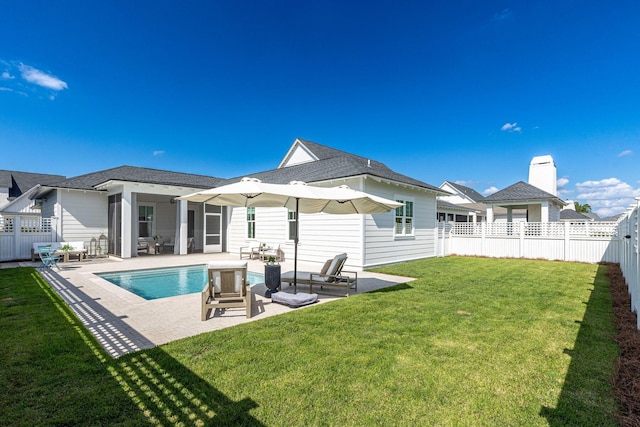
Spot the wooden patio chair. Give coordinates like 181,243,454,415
202,261,251,320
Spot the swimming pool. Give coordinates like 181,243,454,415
96,264,264,300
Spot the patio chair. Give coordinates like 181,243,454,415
260,244,282,262
202,261,251,320
137,237,151,254
187,237,195,253
239,242,261,259
37,246,61,271
280,253,357,296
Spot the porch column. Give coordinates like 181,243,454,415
121,189,132,258
486,204,494,222
541,201,549,223
176,199,188,255
507,207,513,222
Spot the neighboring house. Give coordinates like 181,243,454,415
483,181,567,223
0,170,66,216
437,181,485,222
560,209,592,222
439,181,485,205
27,138,449,268
436,200,480,223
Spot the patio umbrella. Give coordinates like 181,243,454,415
177,177,403,288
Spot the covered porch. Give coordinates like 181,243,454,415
97,180,227,259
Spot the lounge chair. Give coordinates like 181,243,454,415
280,253,358,296
202,261,251,320
37,246,61,271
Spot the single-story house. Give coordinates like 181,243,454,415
483,181,567,223
0,170,66,217
27,138,449,269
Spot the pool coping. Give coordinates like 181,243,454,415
12,253,413,358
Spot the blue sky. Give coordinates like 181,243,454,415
1,1,638,217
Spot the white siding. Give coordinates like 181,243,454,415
224,178,440,269
59,190,108,244
0,187,8,208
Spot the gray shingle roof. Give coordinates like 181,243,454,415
444,181,485,202
483,181,563,203
50,166,225,191
223,138,445,193
437,200,477,212
0,170,66,198
560,209,590,220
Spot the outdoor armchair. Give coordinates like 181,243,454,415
202,261,252,320
239,242,261,260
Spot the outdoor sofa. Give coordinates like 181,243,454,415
31,241,87,263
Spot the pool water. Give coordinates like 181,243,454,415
97,264,264,300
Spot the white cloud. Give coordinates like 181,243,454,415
501,122,521,133
575,177,640,217
153,150,165,156
1,71,14,79
19,63,67,91
454,180,478,187
482,186,499,196
493,9,513,22
557,177,569,188
618,150,633,157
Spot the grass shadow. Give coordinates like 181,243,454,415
1,267,264,426
539,263,619,426
368,282,414,294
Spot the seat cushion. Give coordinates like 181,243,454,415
271,292,318,308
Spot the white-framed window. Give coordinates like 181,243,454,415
247,207,255,239
288,209,297,240
138,204,155,238
394,197,414,236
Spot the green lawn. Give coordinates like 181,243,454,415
0,257,619,426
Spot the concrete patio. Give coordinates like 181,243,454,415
3,253,412,358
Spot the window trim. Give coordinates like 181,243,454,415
287,208,297,241
246,207,255,239
394,196,415,238
138,203,156,238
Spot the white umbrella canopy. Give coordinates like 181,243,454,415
177,178,402,214
177,177,403,289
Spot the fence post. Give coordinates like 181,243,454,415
564,221,570,261
481,222,486,256
519,222,525,258
13,216,21,261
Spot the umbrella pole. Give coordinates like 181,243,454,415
294,198,299,293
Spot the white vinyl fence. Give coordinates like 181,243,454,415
618,200,640,328
0,216,58,261
445,221,620,263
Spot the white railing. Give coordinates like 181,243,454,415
0,216,58,261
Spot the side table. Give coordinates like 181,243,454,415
264,264,281,297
